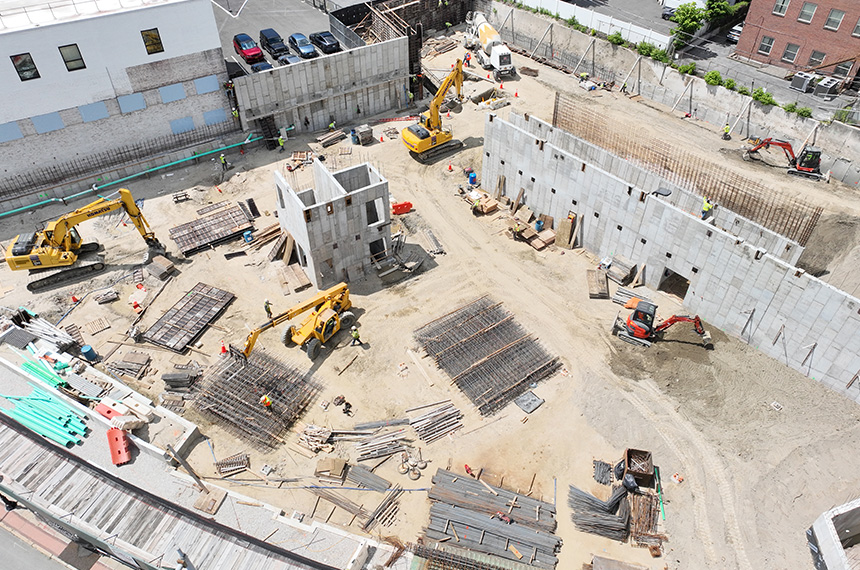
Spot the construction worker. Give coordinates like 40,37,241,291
219,154,228,172
277,135,286,153
701,197,714,220
407,91,414,106
231,107,239,119
513,222,523,241
350,326,363,346
260,394,272,408
464,52,472,67
621,82,628,94
329,120,336,132
264,299,273,319
722,123,731,140
579,72,588,82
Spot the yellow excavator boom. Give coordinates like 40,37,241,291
401,60,464,160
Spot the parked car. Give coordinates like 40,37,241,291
661,6,676,20
250,62,274,73
288,33,319,59
278,54,302,66
309,31,341,54
260,28,289,59
233,33,264,64
726,22,744,44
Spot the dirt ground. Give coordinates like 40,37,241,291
4,34,860,570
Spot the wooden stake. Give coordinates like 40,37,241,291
479,479,499,496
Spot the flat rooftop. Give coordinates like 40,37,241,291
0,0,186,32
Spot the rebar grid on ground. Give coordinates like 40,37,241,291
415,298,560,416
411,544,522,570
551,92,822,246
194,353,321,449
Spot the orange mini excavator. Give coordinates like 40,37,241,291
611,300,713,349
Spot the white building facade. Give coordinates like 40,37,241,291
0,0,234,201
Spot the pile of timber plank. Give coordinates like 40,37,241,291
355,429,409,462
612,288,652,307
147,256,175,280
169,205,253,255
428,469,557,533
295,424,334,453
317,130,347,148
242,224,280,252
162,370,200,392
587,269,610,299
605,255,637,286
267,231,295,263
315,457,347,484
409,403,463,444
279,262,312,294
346,464,391,493
106,352,150,380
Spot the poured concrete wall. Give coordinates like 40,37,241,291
483,113,860,402
275,160,390,289
234,38,409,134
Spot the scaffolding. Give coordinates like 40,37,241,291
552,92,823,246
414,297,561,416
193,352,321,449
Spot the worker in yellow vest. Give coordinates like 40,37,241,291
260,394,272,408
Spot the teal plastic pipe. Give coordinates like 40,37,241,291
12,399,83,438
1,408,78,446
0,133,263,219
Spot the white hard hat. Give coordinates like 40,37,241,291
351,326,357,331
265,299,270,303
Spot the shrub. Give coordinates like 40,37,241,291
796,107,813,118
566,16,579,27
782,102,797,113
678,62,697,75
651,49,670,63
672,3,706,49
704,70,723,85
608,31,625,45
737,86,750,95
752,87,777,106
724,78,736,90
590,29,597,36
637,42,655,57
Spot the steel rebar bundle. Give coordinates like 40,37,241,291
429,469,557,533
193,353,321,450
410,403,463,443
346,464,391,493
593,460,612,486
415,297,561,416
362,485,403,531
411,544,519,570
568,484,630,541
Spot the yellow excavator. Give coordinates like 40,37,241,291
401,59,464,163
5,188,165,292
236,282,355,361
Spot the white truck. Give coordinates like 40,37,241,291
464,11,515,81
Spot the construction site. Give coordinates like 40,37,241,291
3,3,860,570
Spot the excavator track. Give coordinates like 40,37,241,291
414,140,465,163
27,260,106,292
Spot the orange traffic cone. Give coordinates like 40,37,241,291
448,163,453,172
380,136,384,142
515,91,518,97
500,82,504,90
71,295,79,303
216,186,222,193
220,342,227,355
446,111,451,119
487,73,490,79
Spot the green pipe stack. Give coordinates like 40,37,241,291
20,358,67,388
0,383,88,446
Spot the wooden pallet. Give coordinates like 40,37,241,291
84,317,111,335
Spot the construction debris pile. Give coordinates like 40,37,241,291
569,449,666,553
424,468,561,568
415,296,561,415
193,352,321,449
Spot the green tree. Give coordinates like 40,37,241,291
705,0,731,23
671,3,706,48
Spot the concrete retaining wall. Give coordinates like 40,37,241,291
234,38,409,135
487,3,860,187
483,112,860,403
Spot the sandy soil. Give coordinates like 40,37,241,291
3,34,860,570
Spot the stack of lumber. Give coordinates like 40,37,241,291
147,256,175,280
428,469,557,533
106,352,150,380
507,220,556,251
587,269,610,299
278,262,312,295
409,403,463,444
478,198,498,214
317,130,347,147
243,224,280,251
612,288,652,307
315,457,347,484
294,423,334,453
267,231,294,263
605,255,637,285
355,429,409,462
162,370,199,393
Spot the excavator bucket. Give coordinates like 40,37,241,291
701,330,714,350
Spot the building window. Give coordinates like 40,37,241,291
797,2,816,23
824,9,845,31
808,50,825,67
758,36,775,55
141,28,164,54
58,44,85,71
834,61,853,76
782,43,800,63
854,17,860,37
11,53,39,81
772,0,790,16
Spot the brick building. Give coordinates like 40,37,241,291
735,0,860,83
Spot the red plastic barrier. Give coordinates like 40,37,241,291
391,201,412,215
95,403,121,420
107,428,132,466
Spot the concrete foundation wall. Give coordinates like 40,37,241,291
483,113,860,403
487,3,860,186
275,161,390,289
234,38,409,134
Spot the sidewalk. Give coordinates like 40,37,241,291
0,508,120,570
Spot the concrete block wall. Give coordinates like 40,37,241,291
234,38,409,134
275,161,390,289
483,113,860,403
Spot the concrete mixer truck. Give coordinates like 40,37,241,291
464,11,515,81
